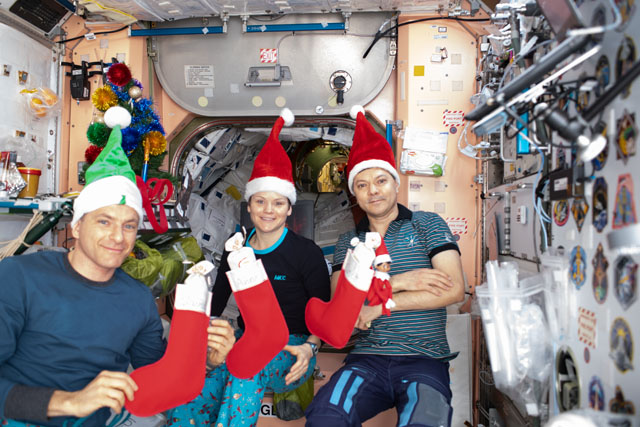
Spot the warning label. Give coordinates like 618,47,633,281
577,307,596,348
185,65,215,88
442,110,465,127
446,217,468,235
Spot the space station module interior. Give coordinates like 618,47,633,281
0,0,639,425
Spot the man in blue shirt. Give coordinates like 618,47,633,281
0,118,235,426
305,106,465,427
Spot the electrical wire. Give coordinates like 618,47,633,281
56,26,128,43
363,16,490,58
0,211,45,260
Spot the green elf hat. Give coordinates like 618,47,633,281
71,106,143,227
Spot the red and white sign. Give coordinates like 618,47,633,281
442,110,465,127
578,307,596,348
260,48,278,63
446,217,468,235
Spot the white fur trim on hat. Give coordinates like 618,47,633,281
244,176,297,205
280,108,295,127
350,105,365,119
71,175,143,227
348,159,400,194
104,106,132,129
375,254,392,265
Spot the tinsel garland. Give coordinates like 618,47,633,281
85,145,103,164
143,131,167,156
91,86,118,111
121,127,141,154
107,63,132,87
86,122,110,147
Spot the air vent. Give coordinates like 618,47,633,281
9,0,69,33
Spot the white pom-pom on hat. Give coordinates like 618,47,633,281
280,108,294,126
350,105,365,119
104,106,132,129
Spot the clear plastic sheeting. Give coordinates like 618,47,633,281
475,260,553,418
540,250,575,343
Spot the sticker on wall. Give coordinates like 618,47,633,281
615,256,637,310
591,130,609,171
446,217,468,235
616,111,637,162
259,48,278,63
609,386,636,414
592,177,608,232
578,307,596,348
609,317,633,373
588,376,605,411
614,0,637,29
572,197,589,232
613,174,637,229
571,246,588,290
554,200,569,226
595,55,611,96
442,109,465,128
615,36,636,98
592,243,609,304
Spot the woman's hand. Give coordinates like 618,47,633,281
283,344,313,385
207,318,236,367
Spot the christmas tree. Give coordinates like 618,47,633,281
83,63,176,185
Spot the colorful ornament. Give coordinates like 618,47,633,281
86,122,110,147
128,85,143,100
143,131,167,156
107,63,133,87
121,127,141,154
85,145,104,164
91,86,119,111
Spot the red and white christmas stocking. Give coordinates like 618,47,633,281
305,241,375,348
225,257,289,379
125,261,213,417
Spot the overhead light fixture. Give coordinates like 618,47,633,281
607,224,640,255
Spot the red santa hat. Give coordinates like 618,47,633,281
346,105,400,194
374,239,392,265
244,108,297,204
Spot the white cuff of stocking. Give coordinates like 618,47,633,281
226,259,269,292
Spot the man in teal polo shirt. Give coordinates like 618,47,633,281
305,106,465,427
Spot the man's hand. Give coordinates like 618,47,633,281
48,371,138,418
390,268,454,295
207,318,236,367
283,344,313,385
355,304,382,330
